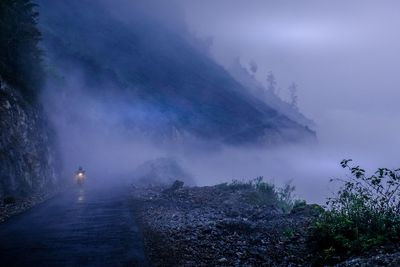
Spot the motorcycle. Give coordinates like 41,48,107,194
75,170,86,186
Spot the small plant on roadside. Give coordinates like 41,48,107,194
313,159,400,264
277,181,299,212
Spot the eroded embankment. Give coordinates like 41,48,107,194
132,182,400,267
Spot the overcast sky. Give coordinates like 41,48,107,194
181,0,400,164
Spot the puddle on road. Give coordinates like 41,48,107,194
77,189,85,203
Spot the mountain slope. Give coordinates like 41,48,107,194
37,0,315,145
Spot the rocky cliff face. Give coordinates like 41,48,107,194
0,79,58,198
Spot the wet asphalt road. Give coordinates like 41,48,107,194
0,183,150,267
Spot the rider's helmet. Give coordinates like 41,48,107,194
78,166,83,171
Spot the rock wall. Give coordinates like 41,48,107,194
0,80,58,198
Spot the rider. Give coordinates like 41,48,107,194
76,166,86,176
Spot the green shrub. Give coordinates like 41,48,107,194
224,177,299,212
313,159,400,264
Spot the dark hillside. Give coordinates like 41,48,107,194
37,0,315,145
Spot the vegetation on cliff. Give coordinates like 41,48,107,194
0,0,43,101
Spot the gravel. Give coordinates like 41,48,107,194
131,182,320,266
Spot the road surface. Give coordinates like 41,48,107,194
0,183,149,266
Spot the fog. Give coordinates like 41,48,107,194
181,0,400,196
40,0,400,204
182,0,400,150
